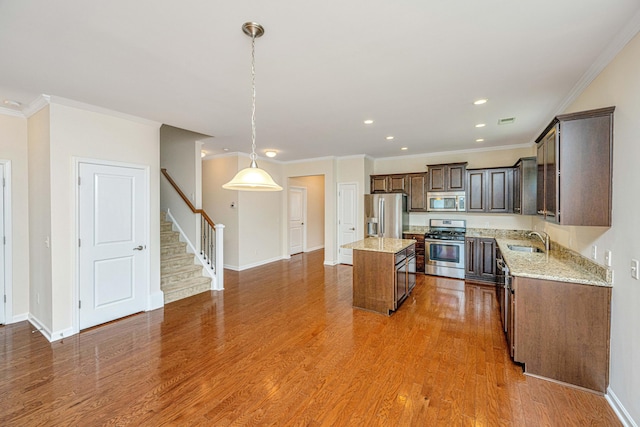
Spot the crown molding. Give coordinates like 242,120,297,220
552,8,640,117
0,106,25,118
22,94,50,118
374,142,533,162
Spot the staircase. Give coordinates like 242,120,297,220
161,212,211,303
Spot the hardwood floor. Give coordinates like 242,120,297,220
0,250,621,426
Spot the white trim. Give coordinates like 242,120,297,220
22,94,51,118
323,260,339,266
30,312,76,342
0,160,13,324
606,387,638,427
165,209,215,283
305,245,325,252
74,157,151,334
224,255,287,272
0,107,25,118
551,9,640,120
12,312,28,323
147,291,165,311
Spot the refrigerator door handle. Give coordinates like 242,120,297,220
379,198,385,237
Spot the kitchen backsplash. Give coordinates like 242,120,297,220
409,212,534,230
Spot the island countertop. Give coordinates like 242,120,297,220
342,237,416,254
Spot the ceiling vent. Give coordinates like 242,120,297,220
498,117,516,125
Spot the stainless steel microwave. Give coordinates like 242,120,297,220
427,192,466,212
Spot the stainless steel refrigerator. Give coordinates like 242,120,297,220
364,193,409,238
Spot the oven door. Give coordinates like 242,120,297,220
425,239,465,278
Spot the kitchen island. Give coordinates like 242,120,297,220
342,237,416,315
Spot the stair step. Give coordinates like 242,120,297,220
161,253,197,272
163,276,211,304
161,265,203,286
161,222,173,232
161,232,180,244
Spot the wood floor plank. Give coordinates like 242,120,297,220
0,250,622,426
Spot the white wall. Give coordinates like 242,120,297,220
160,125,207,247
33,100,161,337
0,112,30,322
537,31,640,425
337,156,369,241
289,175,325,251
27,106,53,331
202,155,240,268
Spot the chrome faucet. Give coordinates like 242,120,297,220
528,231,550,251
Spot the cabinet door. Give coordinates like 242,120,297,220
388,174,407,193
513,165,521,214
478,238,496,281
536,142,545,216
465,237,479,277
486,168,512,213
427,165,446,192
408,173,428,211
371,175,388,193
466,170,485,212
447,164,466,191
544,127,558,222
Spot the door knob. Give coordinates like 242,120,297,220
133,245,145,251
349,227,355,230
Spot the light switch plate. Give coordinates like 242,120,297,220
591,245,597,260
605,250,612,267
632,259,639,280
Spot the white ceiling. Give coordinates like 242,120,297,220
2,1,640,162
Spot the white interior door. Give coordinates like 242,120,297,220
289,187,306,255
338,183,358,265
78,162,147,330
0,163,5,324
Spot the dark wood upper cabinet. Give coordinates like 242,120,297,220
427,163,467,192
466,167,513,213
370,174,407,194
407,173,428,212
513,157,537,215
535,106,614,226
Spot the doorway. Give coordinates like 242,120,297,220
288,176,325,256
77,161,148,330
288,186,306,255
338,182,358,265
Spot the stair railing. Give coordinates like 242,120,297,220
161,168,224,289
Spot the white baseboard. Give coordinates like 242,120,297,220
11,312,29,324
606,387,638,427
324,260,339,266
305,245,325,252
147,290,165,311
28,315,75,342
225,255,287,272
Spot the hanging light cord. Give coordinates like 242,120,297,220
250,33,258,166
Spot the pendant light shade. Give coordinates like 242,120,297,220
223,22,282,192
222,160,283,191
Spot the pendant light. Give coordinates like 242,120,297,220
223,22,283,191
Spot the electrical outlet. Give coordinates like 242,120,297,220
605,250,612,267
591,245,597,260
632,259,639,280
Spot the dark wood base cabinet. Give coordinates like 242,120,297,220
465,237,497,284
512,277,611,393
403,233,425,273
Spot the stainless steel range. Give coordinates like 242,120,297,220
424,219,466,279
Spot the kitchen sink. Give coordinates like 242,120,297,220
507,244,544,253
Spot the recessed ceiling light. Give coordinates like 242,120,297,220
265,150,277,158
476,138,485,142
223,148,229,152
386,136,394,140
201,151,207,158
401,147,408,151
475,123,486,128
474,99,488,105
363,119,374,125
3,99,22,108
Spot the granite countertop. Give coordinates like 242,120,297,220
342,237,416,254
467,228,611,287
